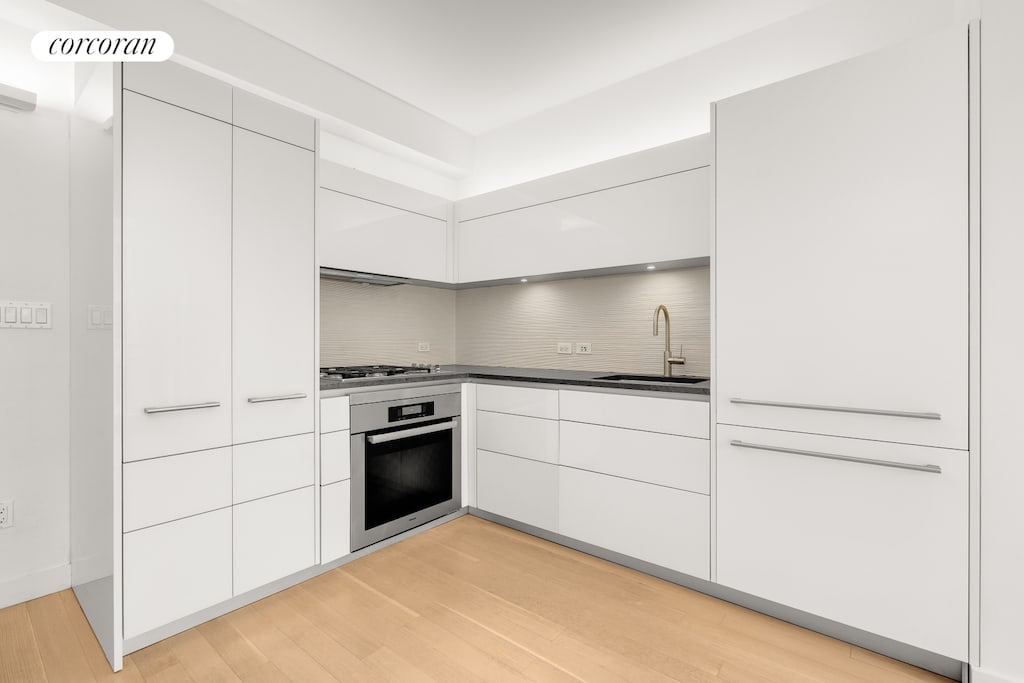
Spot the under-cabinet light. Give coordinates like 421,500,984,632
520,278,528,283
646,265,656,270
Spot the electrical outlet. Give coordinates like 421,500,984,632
557,342,573,354
417,341,430,352
0,500,12,529
576,342,592,354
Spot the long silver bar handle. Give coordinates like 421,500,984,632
248,393,307,404
144,401,220,414
729,439,942,474
367,419,459,445
730,398,941,421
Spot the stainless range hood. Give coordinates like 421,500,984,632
318,267,410,286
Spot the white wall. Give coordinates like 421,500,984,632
49,0,474,178
462,0,963,197
979,1,1024,682
0,18,74,607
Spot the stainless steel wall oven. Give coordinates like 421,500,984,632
349,385,461,551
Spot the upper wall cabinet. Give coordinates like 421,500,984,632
455,136,710,283
714,27,968,450
318,163,451,282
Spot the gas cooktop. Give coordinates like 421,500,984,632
320,364,440,380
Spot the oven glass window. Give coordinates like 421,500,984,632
364,421,453,530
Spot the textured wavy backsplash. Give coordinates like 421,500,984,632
455,267,710,376
320,280,457,367
321,267,710,375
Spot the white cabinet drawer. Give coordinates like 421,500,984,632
234,486,315,595
559,390,708,438
320,430,351,485
717,424,968,660
233,434,314,504
123,508,232,639
320,396,350,434
320,480,351,564
560,421,709,494
477,450,558,532
559,467,709,579
477,411,558,464
233,88,315,150
476,384,559,419
123,447,232,532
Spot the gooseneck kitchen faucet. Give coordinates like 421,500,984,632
653,304,687,376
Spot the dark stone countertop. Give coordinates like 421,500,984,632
319,364,710,398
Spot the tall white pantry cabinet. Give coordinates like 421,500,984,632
72,61,318,671
714,25,971,665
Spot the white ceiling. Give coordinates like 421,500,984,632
199,0,832,135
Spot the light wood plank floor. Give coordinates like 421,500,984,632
1,515,952,682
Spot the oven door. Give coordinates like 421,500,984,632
351,417,461,551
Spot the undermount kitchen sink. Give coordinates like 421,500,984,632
595,374,709,384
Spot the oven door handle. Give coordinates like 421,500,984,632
366,418,459,444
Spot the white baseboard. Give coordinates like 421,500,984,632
972,667,1022,683
0,564,71,609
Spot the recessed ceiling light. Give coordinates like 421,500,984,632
646,265,656,270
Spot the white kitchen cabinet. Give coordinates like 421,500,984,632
318,188,448,281
122,61,231,123
457,168,709,282
113,62,321,660
320,479,351,564
476,384,559,419
320,396,350,434
714,27,968,450
233,126,315,444
121,90,232,462
559,390,709,438
233,486,315,595
477,450,559,532
476,411,559,464
123,508,232,639
123,447,232,532
320,430,351,486
559,467,709,580
559,421,709,495
233,434,314,504
233,88,315,150
717,425,968,660
319,432,352,485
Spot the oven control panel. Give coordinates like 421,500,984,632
388,401,435,422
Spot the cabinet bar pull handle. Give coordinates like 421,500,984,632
729,439,942,474
247,393,307,404
367,419,458,445
730,398,940,421
144,401,220,414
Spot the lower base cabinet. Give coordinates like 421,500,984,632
477,450,559,532
233,486,315,595
320,479,351,563
559,467,710,579
123,508,233,639
717,424,968,660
